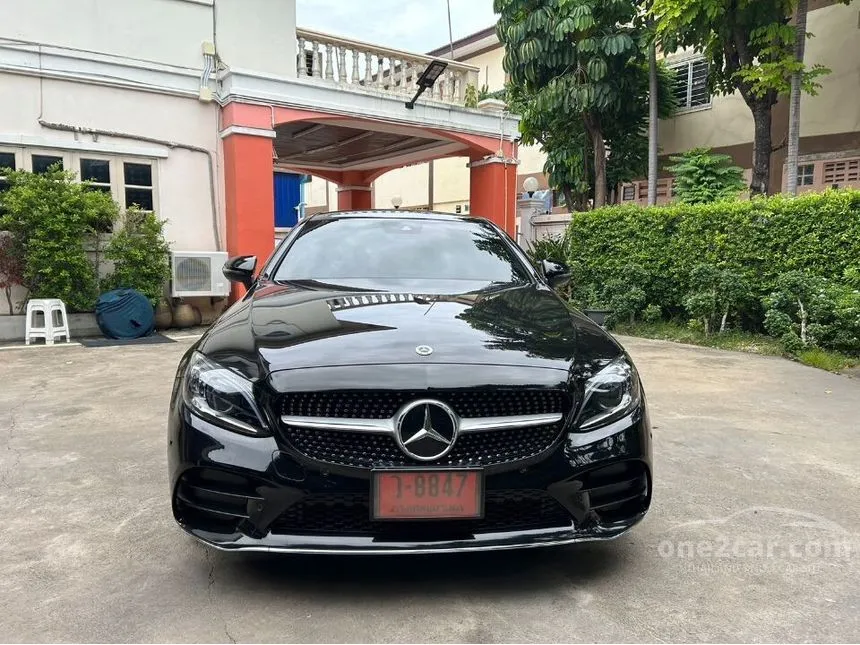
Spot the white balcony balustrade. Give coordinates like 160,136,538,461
296,28,480,107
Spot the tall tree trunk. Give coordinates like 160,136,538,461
750,101,773,196
786,0,809,196
562,186,576,214
647,40,659,207
798,298,808,345
584,114,607,208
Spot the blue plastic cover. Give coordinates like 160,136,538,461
95,289,155,339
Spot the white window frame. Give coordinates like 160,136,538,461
118,157,158,213
0,147,158,215
26,149,72,174
78,154,116,196
797,163,815,187
668,56,712,114
0,147,23,192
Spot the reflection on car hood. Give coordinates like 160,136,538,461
197,281,622,380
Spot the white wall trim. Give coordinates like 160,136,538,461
796,149,860,164
219,125,277,139
0,41,206,99
0,133,169,158
467,155,520,169
672,103,714,117
219,69,521,141
336,185,372,192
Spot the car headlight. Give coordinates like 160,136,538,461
182,351,268,436
575,356,641,431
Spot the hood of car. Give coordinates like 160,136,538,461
197,281,622,380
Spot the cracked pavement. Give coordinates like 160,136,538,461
0,336,858,642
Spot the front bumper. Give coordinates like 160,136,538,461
168,403,652,555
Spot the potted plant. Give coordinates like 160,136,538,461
579,285,613,327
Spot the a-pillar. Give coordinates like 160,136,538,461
468,152,519,237
336,171,373,210
221,124,276,285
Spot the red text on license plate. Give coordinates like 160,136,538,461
372,470,483,520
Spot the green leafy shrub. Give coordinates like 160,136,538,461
683,263,752,334
603,264,650,326
666,147,746,204
642,303,662,323
0,168,118,312
564,190,860,355
104,207,171,306
526,233,568,265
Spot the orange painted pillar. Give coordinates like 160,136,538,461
337,186,372,210
468,155,519,236
336,171,373,210
222,131,275,269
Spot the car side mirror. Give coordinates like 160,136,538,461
542,259,571,289
223,255,257,289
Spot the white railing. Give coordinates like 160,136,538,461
296,28,481,106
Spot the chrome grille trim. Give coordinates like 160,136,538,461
459,414,563,432
280,412,563,434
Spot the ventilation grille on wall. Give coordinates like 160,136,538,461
823,159,860,186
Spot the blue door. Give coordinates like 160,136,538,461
273,172,302,228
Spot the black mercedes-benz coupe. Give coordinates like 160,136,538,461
168,210,652,554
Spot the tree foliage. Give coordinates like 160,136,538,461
0,168,172,313
650,0,844,196
683,263,751,334
496,0,675,209
104,207,171,306
0,167,118,311
666,147,746,204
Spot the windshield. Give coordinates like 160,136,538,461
272,217,532,293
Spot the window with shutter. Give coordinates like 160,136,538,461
669,57,712,112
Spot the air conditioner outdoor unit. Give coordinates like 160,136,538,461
171,251,230,298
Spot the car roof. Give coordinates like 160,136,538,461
304,209,484,223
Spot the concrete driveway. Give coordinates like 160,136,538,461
0,336,858,643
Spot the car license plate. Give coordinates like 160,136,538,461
372,470,483,520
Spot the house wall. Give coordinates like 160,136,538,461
0,72,221,314
0,0,214,69
800,1,860,138
369,41,545,211
215,0,298,78
374,163,430,209
0,0,301,315
0,0,297,77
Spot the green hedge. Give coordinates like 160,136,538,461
565,190,860,312
561,190,860,354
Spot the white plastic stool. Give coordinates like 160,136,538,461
25,298,71,345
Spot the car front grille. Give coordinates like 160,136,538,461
280,389,570,470
282,389,566,419
287,422,562,469
269,489,573,537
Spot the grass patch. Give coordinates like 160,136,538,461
614,321,858,373
795,348,858,373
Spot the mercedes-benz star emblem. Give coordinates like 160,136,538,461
415,345,433,356
394,399,458,461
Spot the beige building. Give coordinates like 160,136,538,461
306,26,548,215
307,0,860,213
